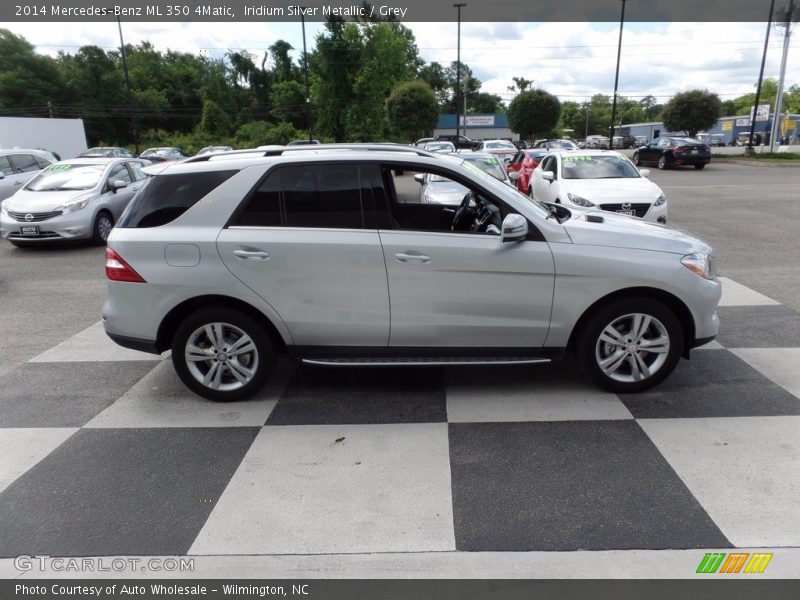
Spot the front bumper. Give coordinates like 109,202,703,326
0,210,94,242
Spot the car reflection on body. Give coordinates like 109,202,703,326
444,151,514,186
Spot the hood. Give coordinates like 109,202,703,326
564,177,661,201
3,189,94,213
563,210,712,255
424,181,469,205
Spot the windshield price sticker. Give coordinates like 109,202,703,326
563,156,593,162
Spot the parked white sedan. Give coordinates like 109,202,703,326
529,150,667,223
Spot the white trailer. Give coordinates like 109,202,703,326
0,117,88,159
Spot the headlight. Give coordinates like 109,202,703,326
681,253,717,280
567,193,595,207
654,192,667,206
0,203,8,216
56,195,92,214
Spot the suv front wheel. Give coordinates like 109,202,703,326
576,297,683,393
171,307,275,401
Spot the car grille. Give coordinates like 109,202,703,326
599,203,650,218
8,230,61,239
7,210,62,222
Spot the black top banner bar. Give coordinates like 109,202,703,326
1,0,794,22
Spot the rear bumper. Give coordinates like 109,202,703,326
105,331,161,355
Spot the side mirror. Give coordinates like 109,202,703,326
110,179,127,192
542,171,555,182
414,173,424,184
508,171,520,181
500,213,528,243
639,169,650,178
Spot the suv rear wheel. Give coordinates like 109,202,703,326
576,297,683,393
171,307,275,401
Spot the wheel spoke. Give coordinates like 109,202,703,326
628,354,643,381
203,361,221,388
600,324,626,346
228,334,255,356
632,314,652,341
186,344,213,362
639,336,669,354
203,324,219,348
599,349,627,375
633,352,651,380
227,359,254,384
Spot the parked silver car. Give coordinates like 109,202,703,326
102,144,720,401
0,149,55,203
0,158,149,246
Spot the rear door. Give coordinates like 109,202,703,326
1,154,42,200
218,163,390,346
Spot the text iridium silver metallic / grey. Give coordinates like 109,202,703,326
100,148,720,401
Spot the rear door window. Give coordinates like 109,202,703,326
9,154,40,173
117,170,237,228
0,156,13,177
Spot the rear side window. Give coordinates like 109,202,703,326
117,170,236,228
34,155,52,169
10,154,40,173
231,164,364,229
0,156,12,176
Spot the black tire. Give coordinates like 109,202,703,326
657,154,668,170
633,151,641,166
694,163,706,170
92,211,114,245
171,307,276,402
576,297,683,393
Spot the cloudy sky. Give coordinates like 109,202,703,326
2,20,798,106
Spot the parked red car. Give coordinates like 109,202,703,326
506,149,549,194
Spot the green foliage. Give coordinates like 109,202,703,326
271,80,308,129
386,81,439,142
662,89,722,137
508,89,561,141
198,99,233,137
0,30,65,115
234,120,302,147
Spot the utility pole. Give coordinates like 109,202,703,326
609,0,626,145
454,3,465,139
117,16,138,154
769,0,795,152
47,100,53,118
748,0,776,154
301,10,313,142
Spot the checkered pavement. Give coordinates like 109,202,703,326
0,276,798,560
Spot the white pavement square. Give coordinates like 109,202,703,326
639,416,800,548
85,359,294,428
729,348,800,399
29,321,165,363
0,428,77,494
717,277,781,307
445,365,632,422
189,423,456,555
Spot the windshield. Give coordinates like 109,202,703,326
457,159,551,217
24,163,106,191
669,137,702,145
426,143,453,151
461,155,507,181
484,141,515,149
561,155,640,179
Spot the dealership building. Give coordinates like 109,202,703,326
434,114,517,141
619,113,799,145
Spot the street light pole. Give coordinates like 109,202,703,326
300,10,313,143
748,0,776,154
769,0,794,152
609,0,626,145
117,16,138,154
454,3,466,139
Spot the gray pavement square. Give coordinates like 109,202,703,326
448,420,733,551
716,305,800,348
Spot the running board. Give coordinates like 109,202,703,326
301,356,552,367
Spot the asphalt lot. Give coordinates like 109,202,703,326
0,160,798,577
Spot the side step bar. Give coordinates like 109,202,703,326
301,356,552,367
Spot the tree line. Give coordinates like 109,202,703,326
1,18,798,151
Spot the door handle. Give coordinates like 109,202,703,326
395,252,430,264
233,249,270,260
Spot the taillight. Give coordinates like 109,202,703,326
105,248,146,283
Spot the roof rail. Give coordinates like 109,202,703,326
183,143,438,163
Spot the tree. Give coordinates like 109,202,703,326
661,89,722,137
468,92,504,114
198,99,233,137
507,76,533,94
0,29,66,116
507,89,561,142
271,80,307,129
386,81,439,142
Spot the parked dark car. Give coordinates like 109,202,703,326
434,134,480,150
633,137,711,170
79,147,135,158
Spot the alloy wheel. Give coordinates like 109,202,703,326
594,312,670,383
185,322,259,391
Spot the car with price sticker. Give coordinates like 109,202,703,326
529,150,667,223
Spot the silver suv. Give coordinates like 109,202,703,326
102,145,721,401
